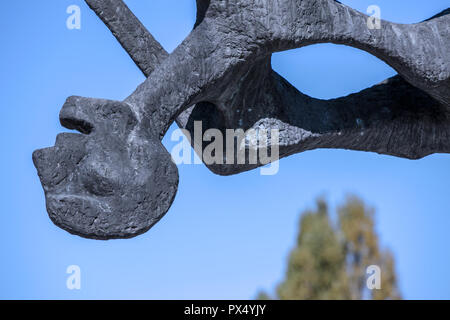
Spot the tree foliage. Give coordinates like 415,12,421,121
258,196,401,300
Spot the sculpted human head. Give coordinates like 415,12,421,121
33,96,179,239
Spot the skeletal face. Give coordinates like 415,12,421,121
33,96,179,239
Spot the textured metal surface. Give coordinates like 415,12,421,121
34,0,450,239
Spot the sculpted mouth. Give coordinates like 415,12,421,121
32,98,91,187
55,132,86,145
32,132,88,191
32,100,91,176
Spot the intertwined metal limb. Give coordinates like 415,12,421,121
34,0,450,239
87,0,450,171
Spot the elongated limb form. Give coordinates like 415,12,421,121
34,0,450,239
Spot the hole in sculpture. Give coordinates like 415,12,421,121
184,101,227,161
186,101,226,135
272,43,397,100
270,44,445,137
194,0,211,28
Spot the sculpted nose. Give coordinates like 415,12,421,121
59,96,96,134
59,96,138,136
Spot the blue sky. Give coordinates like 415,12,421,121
1,0,449,299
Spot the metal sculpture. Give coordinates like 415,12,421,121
33,0,450,239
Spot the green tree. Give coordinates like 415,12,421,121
259,196,401,300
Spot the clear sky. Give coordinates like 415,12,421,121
1,0,449,299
